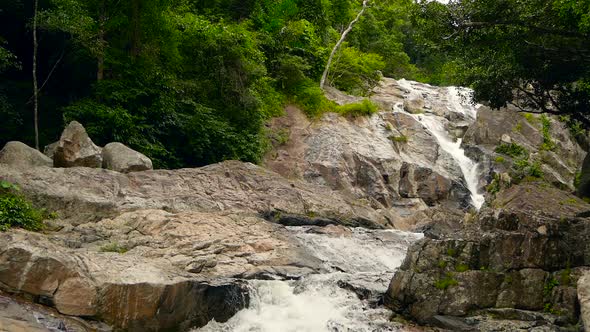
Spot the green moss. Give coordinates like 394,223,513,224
494,156,505,163
455,263,469,272
495,143,528,158
446,248,458,257
438,260,447,269
435,273,459,290
389,135,409,143
512,122,523,133
523,113,538,124
575,172,582,188
100,242,128,254
385,123,393,131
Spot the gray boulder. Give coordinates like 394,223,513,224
0,141,52,167
53,121,102,168
102,142,152,173
43,141,58,159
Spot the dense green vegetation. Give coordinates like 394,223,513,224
1,0,442,168
2,0,588,168
0,180,44,231
414,0,590,126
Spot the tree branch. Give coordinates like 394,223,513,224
320,0,369,90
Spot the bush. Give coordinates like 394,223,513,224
495,143,528,158
0,181,44,232
292,82,336,118
329,45,385,96
336,99,379,117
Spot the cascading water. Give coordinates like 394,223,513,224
197,228,423,332
396,79,485,210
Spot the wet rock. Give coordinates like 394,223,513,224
102,142,152,173
0,141,52,167
386,183,590,325
53,121,103,168
264,79,474,223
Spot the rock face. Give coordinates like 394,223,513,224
578,153,590,198
0,160,394,330
102,142,153,173
578,271,590,329
0,161,390,228
264,79,478,229
53,121,103,168
385,183,590,329
0,141,52,167
463,106,585,191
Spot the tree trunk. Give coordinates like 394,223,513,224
130,0,141,57
320,0,369,90
97,0,105,80
32,0,39,150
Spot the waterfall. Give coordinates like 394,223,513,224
196,228,422,332
397,79,485,210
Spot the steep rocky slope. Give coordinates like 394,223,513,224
0,77,587,331
386,183,590,330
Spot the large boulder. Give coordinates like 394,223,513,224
385,183,590,329
463,106,585,191
0,160,391,228
43,141,58,159
0,207,326,330
0,229,251,331
0,141,52,168
53,121,102,168
102,142,152,173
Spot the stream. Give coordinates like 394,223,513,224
198,227,423,332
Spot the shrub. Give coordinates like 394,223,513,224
336,99,378,117
0,181,44,232
540,115,556,151
292,83,335,118
495,143,528,158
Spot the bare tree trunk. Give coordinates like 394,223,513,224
131,0,141,58
32,0,39,150
97,0,105,81
320,0,369,90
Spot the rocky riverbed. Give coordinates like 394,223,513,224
0,78,588,331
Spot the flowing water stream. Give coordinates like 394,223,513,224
197,79,483,331
197,227,423,332
396,79,485,210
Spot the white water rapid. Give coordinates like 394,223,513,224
197,227,423,332
396,79,485,210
